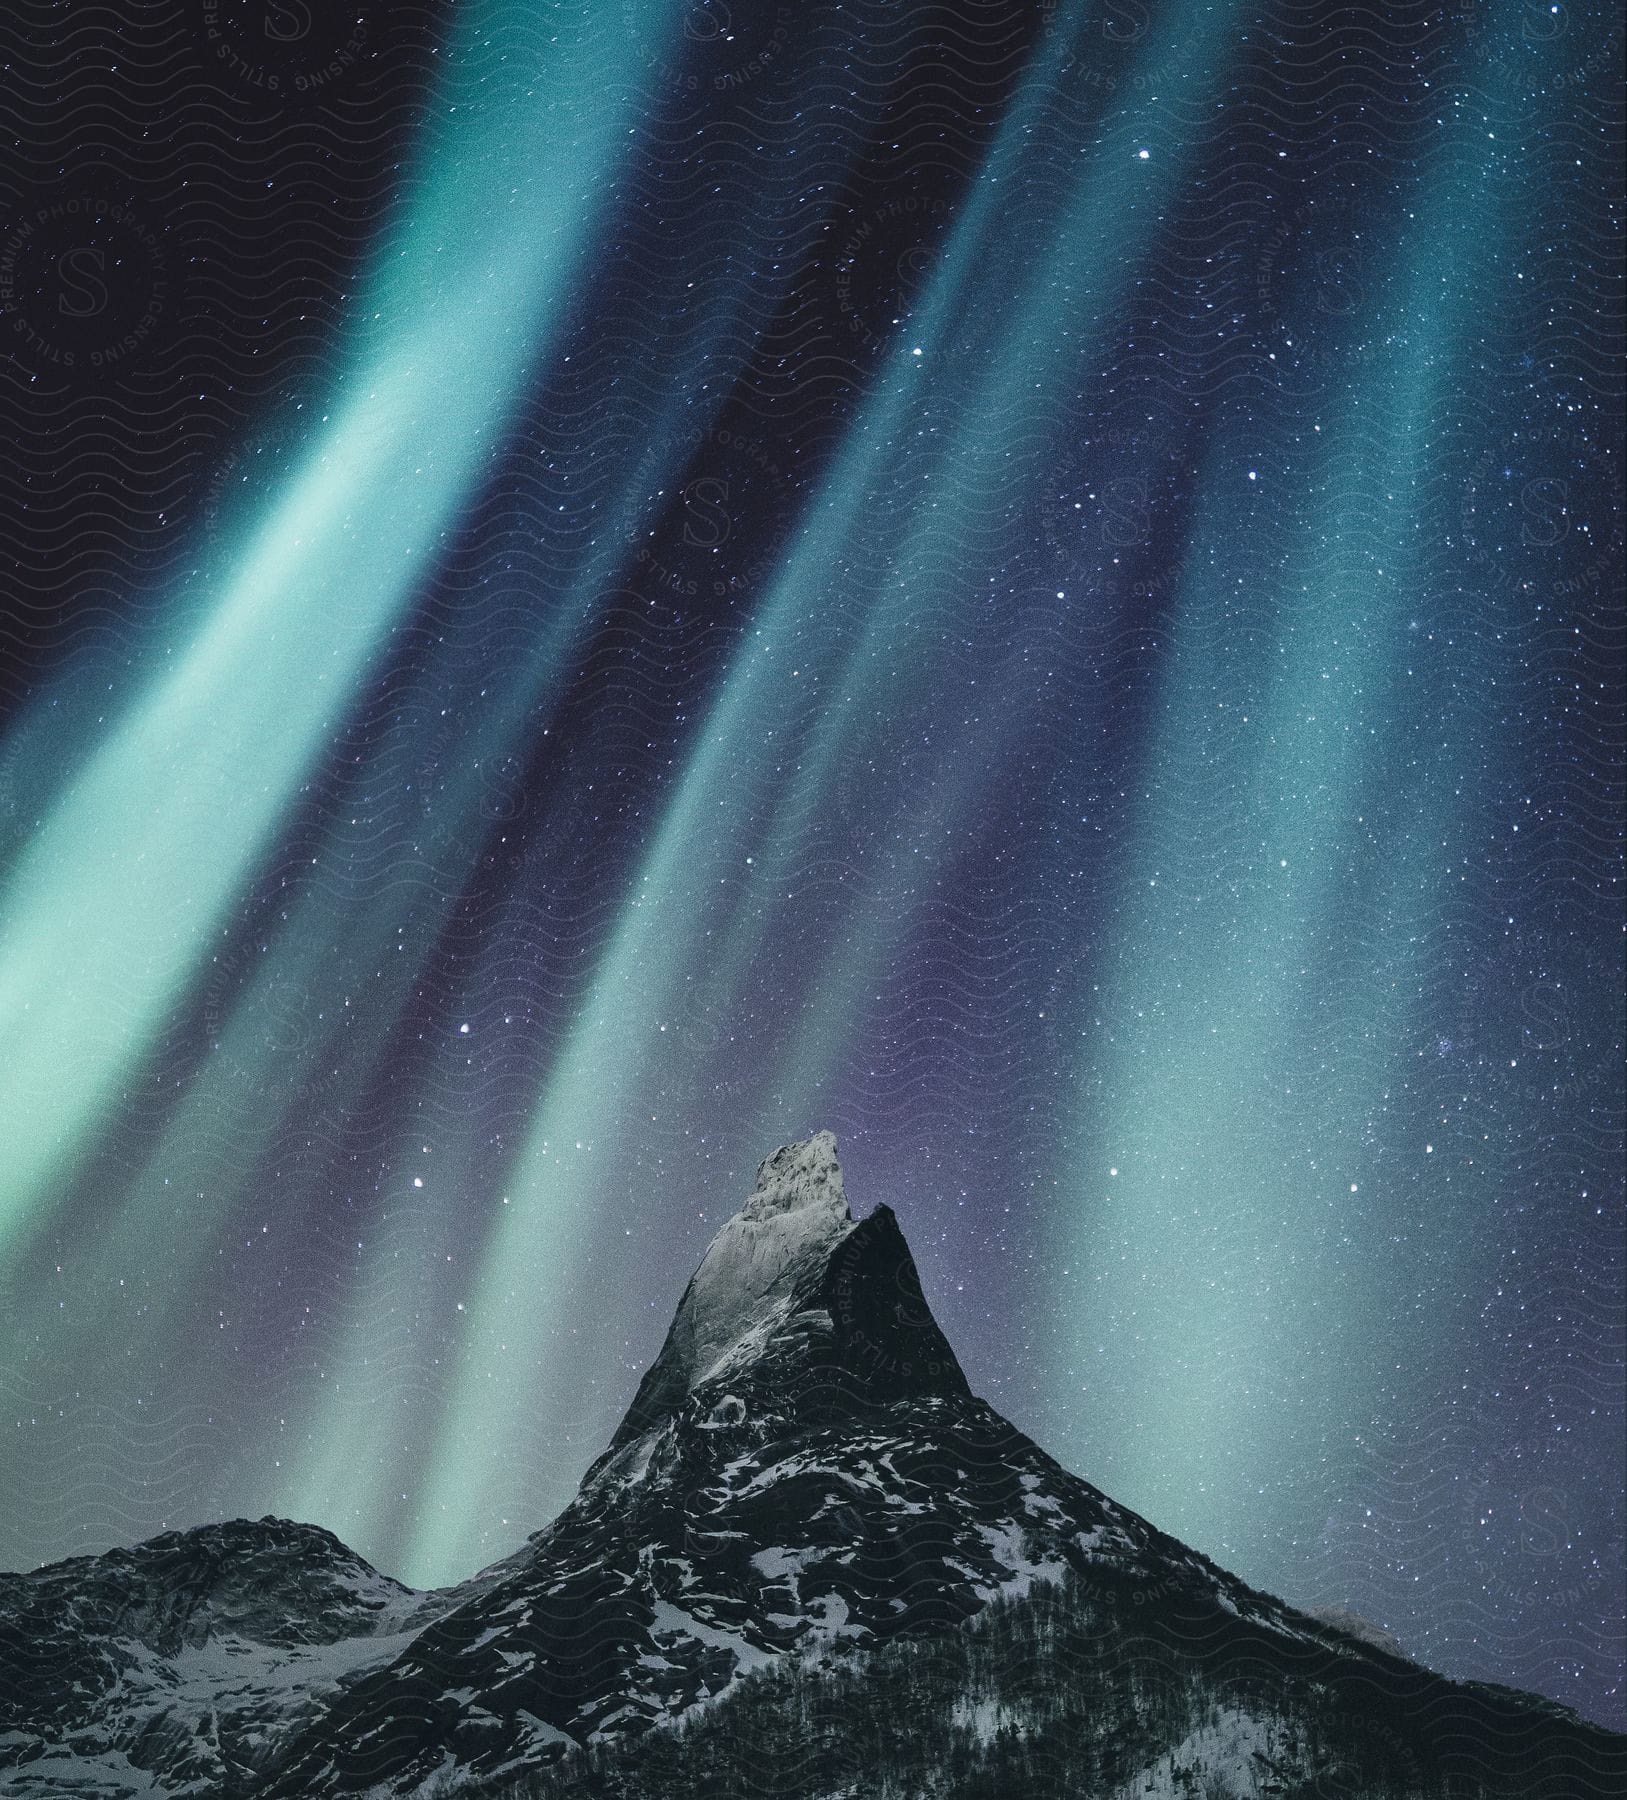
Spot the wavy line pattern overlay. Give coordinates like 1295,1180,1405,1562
0,0,1621,1744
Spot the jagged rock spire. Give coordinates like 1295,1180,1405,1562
596,1132,969,1466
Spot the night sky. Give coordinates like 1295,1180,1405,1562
1,0,1621,1732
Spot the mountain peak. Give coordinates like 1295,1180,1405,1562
15,1132,1624,1799
675,1130,852,1383
741,1128,848,1225
595,1133,968,1469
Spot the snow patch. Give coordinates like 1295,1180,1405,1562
751,1545,818,1582
1112,1705,1282,1799
649,1598,775,1675
973,1520,1069,1599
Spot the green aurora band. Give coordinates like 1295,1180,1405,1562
0,0,1615,1657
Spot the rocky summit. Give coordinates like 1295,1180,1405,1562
3,1134,1623,1798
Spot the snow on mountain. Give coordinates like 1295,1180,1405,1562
676,1128,851,1382
589,1130,856,1483
0,1517,422,1796
3,1133,1622,1799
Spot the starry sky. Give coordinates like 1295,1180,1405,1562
0,0,1621,1731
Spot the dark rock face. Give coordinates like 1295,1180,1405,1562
0,1517,420,1795
3,1133,1623,1798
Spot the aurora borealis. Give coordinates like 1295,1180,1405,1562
1,0,1621,1733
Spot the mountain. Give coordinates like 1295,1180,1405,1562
0,1517,427,1795
3,1131,1623,1798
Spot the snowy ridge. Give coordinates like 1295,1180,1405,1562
0,1517,423,1797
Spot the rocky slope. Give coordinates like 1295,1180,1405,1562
3,1131,1622,1797
0,1516,422,1794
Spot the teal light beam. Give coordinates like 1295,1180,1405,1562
742,6,1247,1099
402,0,1251,1580
0,1,679,1252
577,0,1242,1157
34,199,816,1347
399,4,1101,1579
1055,35,1530,1566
